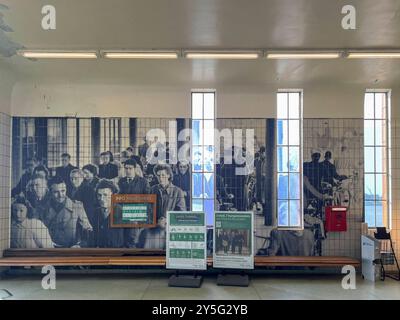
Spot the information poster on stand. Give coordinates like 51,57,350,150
213,211,254,269
166,211,207,270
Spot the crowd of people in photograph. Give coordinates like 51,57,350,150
10,135,269,251
10,142,191,249
215,230,247,255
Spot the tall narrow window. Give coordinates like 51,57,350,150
67,118,77,166
100,118,121,154
192,91,215,226
22,118,36,164
78,119,92,167
47,118,66,169
277,91,303,228
364,90,391,228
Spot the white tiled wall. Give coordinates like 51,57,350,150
2,115,396,262
216,119,268,252
304,119,364,259
135,118,178,152
0,112,11,256
215,119,267,144
391,118,400,261
218,118,364,258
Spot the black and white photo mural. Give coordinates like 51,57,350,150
10,116,363,258
216,118,363,259
11,117,189,249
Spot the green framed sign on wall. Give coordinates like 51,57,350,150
111,194,157,228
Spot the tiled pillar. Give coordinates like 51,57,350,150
0,112,11,256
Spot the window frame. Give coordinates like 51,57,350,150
364,89,392,230
191,89,216,227
276,89,304,230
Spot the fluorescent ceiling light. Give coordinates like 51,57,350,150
18,51,98,59
185,52,259,59
267,52,340,59
103,52,178,59
347,52,400,58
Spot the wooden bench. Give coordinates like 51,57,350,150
255,256,360,267
0,249,359,268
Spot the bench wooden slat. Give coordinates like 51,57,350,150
255,256,360,267
109,256,165,266
0,257,110,266
3,248,165,257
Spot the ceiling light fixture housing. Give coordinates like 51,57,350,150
102,51,179,59
18,50,98,59
184,50,260,59
347,51,400,59
266,52,341,59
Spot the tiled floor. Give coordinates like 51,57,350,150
1,273,400,300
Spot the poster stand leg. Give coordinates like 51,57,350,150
217,270,249,287
168,270,203,288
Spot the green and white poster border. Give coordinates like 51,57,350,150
213,211,254,270
166,211,207,271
